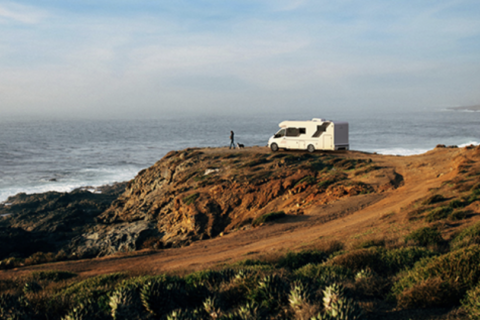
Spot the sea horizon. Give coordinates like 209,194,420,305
1,108,479,203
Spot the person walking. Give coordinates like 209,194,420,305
229,131,235,149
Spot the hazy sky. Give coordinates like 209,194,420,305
1,0,479,118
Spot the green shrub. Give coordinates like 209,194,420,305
0,294,33,319
166,308,203,320
462,283,480,319
23,281,42,294
184,269,235,288
248,274,289,314
328,247,437,277
141,278,188,316
422,194,446,205
311,283,364,319
450,221,480,250
251,211,285,227
109,286,144,320
467,192,479,203
276,250,327,270
288,281,311,313
317,174,346,190
61,299,103,320
448,210,469,221
295,176,316,187
328,248,381,274
380,247,437,275
449,199,467,209
31,270,77,282
392,245,480,304
0,257,24,270
471,182,480,193
294,264,354,285
230,301,260,319
404,227,444,247
183,193,200,205
351,238,385,249
353,272,391,299
24,251,56,266
396,277,462,309
425,207,453,222
234,259,272,268
56,273,128,309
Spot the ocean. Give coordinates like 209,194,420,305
0,109,479,203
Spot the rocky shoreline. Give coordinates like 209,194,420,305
0,183,128,263
1,145,478,269
0,146,404,266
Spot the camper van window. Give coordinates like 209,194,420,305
286,128,300,137
312,123,330,138
274,129,286,138
299,128,306,134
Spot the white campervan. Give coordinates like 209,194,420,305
268,118,349,152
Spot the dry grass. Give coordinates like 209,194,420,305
352,276,392,299
396,278,462,309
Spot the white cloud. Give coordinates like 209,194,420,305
0,2,47,24
0,1,479,117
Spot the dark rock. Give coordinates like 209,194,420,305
69,221,163,258
0,182,127,260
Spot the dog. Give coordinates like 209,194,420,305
236,143,245,149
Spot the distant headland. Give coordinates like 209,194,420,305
448,105,480,111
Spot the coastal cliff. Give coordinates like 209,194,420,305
97,148,402,247
1,145,479,263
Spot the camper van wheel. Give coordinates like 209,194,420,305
307,144,315,153
270,143,279,152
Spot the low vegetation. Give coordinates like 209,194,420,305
1,147,479,318
251,211,286,227
4,227,480,320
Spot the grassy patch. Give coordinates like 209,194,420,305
422,194,447,205
462,283,480,319
294,264,354,285
241,156,270,168
183,193,200,205
450,221,480,250
317,173,347,190
405,227,444,247
275,250,327,270
294,176,316,187
396,277,462,309
392,245,480,306
448,199,468,209
0,241,474,319
252,211,286,227
425,206,453,222
54,272,128,311
30,270,77,282
328,247,436,277
448,210,469,221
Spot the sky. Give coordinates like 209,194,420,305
1,0,480,118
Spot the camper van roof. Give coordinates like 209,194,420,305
279,118,327,128
278,118,348,128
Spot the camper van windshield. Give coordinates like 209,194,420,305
274,129,286,138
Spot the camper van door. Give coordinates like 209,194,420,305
324,135,333,149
